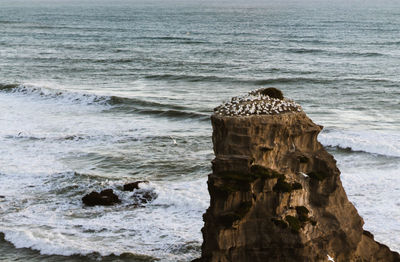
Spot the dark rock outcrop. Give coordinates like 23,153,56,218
196,92,400,262
252,87,284,100
123,181,149,191
82,189,121,206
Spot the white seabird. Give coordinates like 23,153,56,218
299,172,308,178
169,136,177,145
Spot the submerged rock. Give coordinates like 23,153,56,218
195,89,400,262
123,181,157,206
132,189,157,206
81,181,156,208
82,189,121,206
123,180,149,191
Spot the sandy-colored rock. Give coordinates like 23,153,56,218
195,110,400,262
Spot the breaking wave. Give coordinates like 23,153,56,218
0,83,209,121
319,130,400,157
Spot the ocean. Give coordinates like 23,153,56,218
0,0,399,261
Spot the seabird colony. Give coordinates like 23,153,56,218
214,89,302,117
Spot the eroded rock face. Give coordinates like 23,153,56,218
197,101,400,261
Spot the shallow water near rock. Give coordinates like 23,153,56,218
0,0,399,261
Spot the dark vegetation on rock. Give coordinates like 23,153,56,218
217,202,252,228
271,206,316,234
273,177,302,193
307,171,329,181
250,165,283,179
295,206,310,222
257,87,284,100
211,165,287,198
298,155,309,163
285,215,302,233
271,218,288,229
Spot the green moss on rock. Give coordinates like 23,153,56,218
271,218,288,229
273,178,303,193
217,202,252,228
214,171,254,195
236,202,252,218
292,182,303,190
295,206,309,215
285,215,302,233
216,166,304,198
296,206,310,222
273,177,293,193
213,184,242,198
307,171,329,181
250,165,284,179
215,166,287,197
219,171,256,183
272,207,316,234
217,213,241,228
299,156,309,163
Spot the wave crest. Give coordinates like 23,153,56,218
0,83,209,121
319,130,400,157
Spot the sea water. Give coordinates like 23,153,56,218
0,0,399,261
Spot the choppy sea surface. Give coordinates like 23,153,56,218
0,0,399,261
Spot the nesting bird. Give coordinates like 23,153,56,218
214,87,302,117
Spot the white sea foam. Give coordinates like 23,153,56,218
0,86,211,260
1,84,398,259
320,127,400,251
319,129,400,157
337,157,400,253
0,172,209,260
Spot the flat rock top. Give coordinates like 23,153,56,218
213,88,303,117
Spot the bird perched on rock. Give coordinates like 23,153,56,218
214,87,302,117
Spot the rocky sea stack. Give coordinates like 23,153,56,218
195,89,400,262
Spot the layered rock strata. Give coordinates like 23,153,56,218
196,91,400,262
